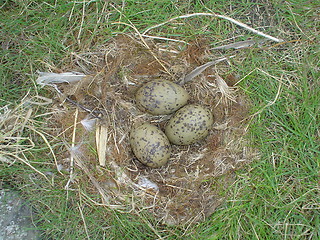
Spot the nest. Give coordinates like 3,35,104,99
44,35,255,225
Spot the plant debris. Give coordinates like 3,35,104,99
38,35,256,225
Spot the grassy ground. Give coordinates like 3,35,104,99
1,0,319,239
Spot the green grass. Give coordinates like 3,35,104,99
1,0,319,239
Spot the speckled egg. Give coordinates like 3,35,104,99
165,104,214,145
130,123,171,168
135,80,190,115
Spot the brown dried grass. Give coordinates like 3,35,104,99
44,34,256,225
0,95,56,184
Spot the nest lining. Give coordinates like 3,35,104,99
47,35,255,225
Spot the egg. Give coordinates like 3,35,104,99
165,104,214,145
130,122,171,167
135,80,189,115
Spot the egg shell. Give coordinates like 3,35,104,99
165,104,214,145
130,123,171,168
135,80,190,115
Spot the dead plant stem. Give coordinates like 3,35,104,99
27,126,61,175
65,108,78,190
143,13,283,42
77,201,91,240
6,152,51,184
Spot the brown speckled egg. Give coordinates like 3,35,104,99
135,80,189,115
165,104,214,145
130,123,171,168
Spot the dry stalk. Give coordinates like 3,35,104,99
77,202,90,240
111,5,173,76
65,108,79,190
77,0,86,45
27,126,61,175
137,211,164,240
95,119,109,167
143,12,283,42
73,151,113,206
249,80,282,119
5,152,51,184
112,21,172,76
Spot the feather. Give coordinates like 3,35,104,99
211,39,266,50
179,57,233,85
36,71,86,87
138,177,159,192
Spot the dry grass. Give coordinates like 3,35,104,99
36,34,257,226
0,95,55,184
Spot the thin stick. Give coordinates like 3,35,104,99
65,108,78,190
6,152,51,184
80,161,111,205
249,80,282,119
143,13,283,43
110,5,172,75
77,0,86,45
137,211,163,240
141,34,188,44
77,202,90,240
27,126,62,175
113,21,172,75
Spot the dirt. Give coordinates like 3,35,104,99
46,35,255,225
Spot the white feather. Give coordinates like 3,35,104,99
138,177,159,192
81,117,96,132
36,71,86,87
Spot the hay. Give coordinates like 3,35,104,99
39,35,256,225
0,95,55,184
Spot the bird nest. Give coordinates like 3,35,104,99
43,35,255,225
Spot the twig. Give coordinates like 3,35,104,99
72,149,112,205
113,21,172,76
137,211,164,240
65,96,102,119
110,5,173,75
27,126,62,175
77,202,90,240
143,13,283,43
141,34,188,44
51,84,102,119
6,152,51,184
65,108,79,190
77,0,86,45
249,80,282,119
